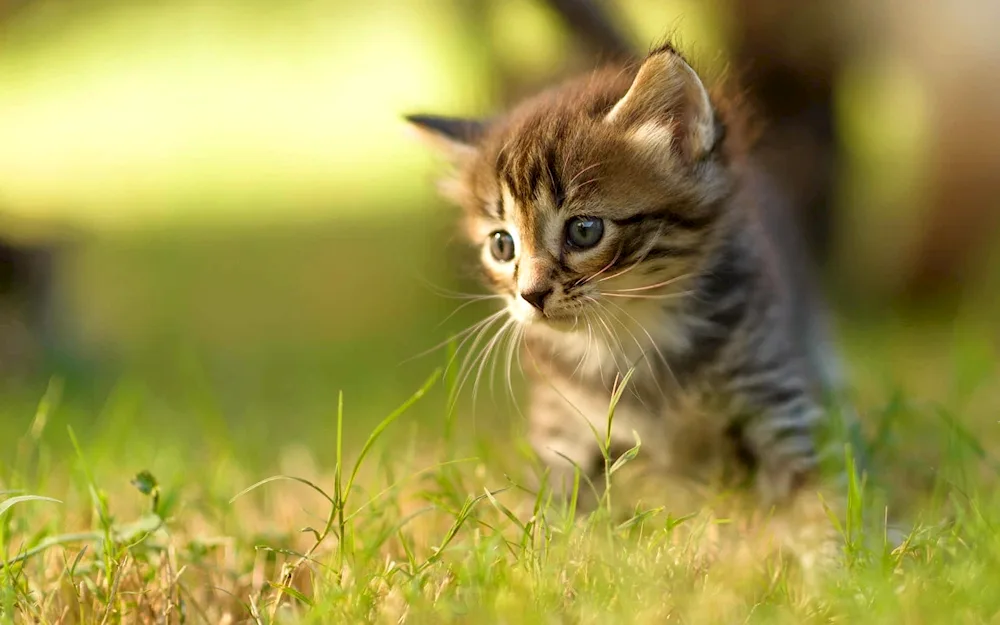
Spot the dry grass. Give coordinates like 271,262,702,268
2,328,999,624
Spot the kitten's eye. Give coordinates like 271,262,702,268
489,230,516,262
565,216,604,249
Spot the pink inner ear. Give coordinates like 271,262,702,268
625,121,676,151
605,50,716,160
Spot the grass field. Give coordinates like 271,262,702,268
1,294,999,623
2,0,998,621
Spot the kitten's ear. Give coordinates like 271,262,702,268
605,45,716,160
404,114,488,162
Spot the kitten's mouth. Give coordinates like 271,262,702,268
508,297,581,331
510,307,577,331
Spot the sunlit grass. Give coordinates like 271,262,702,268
1,320,999,622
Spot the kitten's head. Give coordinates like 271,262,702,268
408,45,742,332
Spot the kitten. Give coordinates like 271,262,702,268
406,44,855,519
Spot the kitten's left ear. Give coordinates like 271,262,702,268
605,45,717,160
404,114,488,162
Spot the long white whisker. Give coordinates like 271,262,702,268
476,319,514,406
436,296,505,328
569,309,595,380
604,272,695,293
504,326,525,419
596,231,662,284
567,161,604,188
603,290,695,300
414,274,498,300
448,324,504,421
571,176,604,193
579,306,606,381
587,298,628,379
576,243,625,287
400,309,505,366
589,297,662,402
602,297,679,390
450,312,506,399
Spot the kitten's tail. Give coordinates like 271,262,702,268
545,0,636,62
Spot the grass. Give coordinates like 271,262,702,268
1,317,999,624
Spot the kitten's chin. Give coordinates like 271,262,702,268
508,306,578,332
537,315,578,332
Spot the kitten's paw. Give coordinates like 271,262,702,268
775,490,845,590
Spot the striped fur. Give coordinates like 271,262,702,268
408,45,849,516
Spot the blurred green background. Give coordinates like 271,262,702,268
0,0,998,473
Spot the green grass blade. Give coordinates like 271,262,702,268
344,368,441,502
617,506,664,533
484,487,527,534
604,368,636,449
0,496,61,518
229,476,335,506
344,457,477,523
609,430,642,476
418,491,491,573
552,450,600,509
266,582,314,607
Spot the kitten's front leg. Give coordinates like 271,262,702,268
732,370,843,573
731,368,822,504
527,383,607,513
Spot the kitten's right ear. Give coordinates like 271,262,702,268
605,45,717,161
404,114,488,162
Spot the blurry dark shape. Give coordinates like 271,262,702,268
0,0,31,20
904,134,1000,302
544,0,635,63
450,0,636,107
729,0,841,267
892,6,1000,302
0,237,54,376
0,0,69,377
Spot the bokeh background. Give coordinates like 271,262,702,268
1,0,998,477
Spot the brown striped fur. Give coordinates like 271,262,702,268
407,44,850,548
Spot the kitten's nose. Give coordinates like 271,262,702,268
520,287,553,312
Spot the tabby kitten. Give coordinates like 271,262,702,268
407,44,849,514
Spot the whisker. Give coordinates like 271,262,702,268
589,298,663,405
475,319,515,406
447,325,505,420
575,243,624,287
436,296,505,328
504,325,524,417
567,160,604,188
569,308,596,380
399,309,505,366
604,272,695,293
449,312,506,396
602,290,695,300
596,230,662,284
487,321,509,402
602,297,679,391
586,298,629,378
580,306,607,378
414,274,497,300
570,176,604,194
